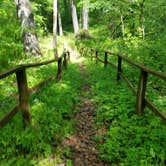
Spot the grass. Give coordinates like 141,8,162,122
0,59,83,165
75,24,166,165
84,55,166,166
0,26,166,165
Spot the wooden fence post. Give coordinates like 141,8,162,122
117,56,122,81
67,51,70,62
136,70,148,115
16,67,31,127
80,47,83,56
96,51,98,64
82,48,85,56
63,53,67,69
104,52,108,67
80,48,83,56
57,57,62,80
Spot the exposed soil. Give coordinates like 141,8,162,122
62,63,110,166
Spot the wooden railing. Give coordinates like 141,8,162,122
80,47,166,123
0,51,70,128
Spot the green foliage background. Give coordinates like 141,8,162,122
0,0,166,165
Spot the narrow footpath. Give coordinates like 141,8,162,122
62,60,109,166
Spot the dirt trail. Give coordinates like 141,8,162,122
62,62,109,166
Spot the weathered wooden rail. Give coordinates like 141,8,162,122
0,51,70,128
80,47,166,123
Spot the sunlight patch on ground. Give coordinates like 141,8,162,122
64,40,84,64
36,157,66,166
39,33,84,64
69,51,84,63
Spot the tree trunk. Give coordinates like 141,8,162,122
63,0,71,23
70,0,79,35
140,0,145,40
111,15,128,38
121,15,125,38
58,2,63,36
15,0,41,56
53,0,58,57
82,0,89,30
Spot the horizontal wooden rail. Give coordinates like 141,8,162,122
25,59,57,68
0,53,69,106
121,73,166,122
29,74,57,94
0,59,58,79
118,55,166,81
81,47,166,124
145,99,166,123
88,48,166,81
0,105,19,128
0,51,70,128
0,66,22,79
97,59,105,64
0,73,58,105
121,74,136,95
107,61,117,69
0,52,68,80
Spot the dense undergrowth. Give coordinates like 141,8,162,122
75,21,166,164
84,58,166,165
76,23,166,116
0,61,83,165
1,0,166,165
0,33,165,165
76,24,166,72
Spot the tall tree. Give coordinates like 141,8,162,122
82,0,89,30
121,15,125,38
139,0,145,39
53,0,58,57
58,2,63,36
70,0,79,34
63,0,71,24
14,0,41,56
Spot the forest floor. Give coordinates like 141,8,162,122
0,36,165,165
62,54,109,166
